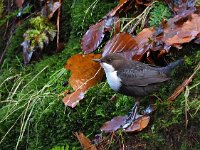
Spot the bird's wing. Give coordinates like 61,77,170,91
117,68,170,86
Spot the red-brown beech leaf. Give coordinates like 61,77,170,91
109,0,133,17
81,0,134,54
75,132,97,150
100,116,127,132
102,28,155,61
162,13,200,48
102,32,137,60
81,16,119,54
15,0,24,7
63,54,104,108
133,28,155,61
124,116,150,132
135,0,153,6
100,115,150,133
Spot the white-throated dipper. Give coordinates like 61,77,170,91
93,53,183,128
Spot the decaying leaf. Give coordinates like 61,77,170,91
102,28,155,61
102,32,137,60
164,0,195,15
100,115,150,133
161,13,200,48
63,54,104,108
41,1,61,19
75,132,97,150
81,0,133,54
100,116,127,132
15,0,24,7
125,116,150,132
81,16,119,54
135,0,153,6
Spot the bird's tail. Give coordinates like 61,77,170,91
160,59,184,75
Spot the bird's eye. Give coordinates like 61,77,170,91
107,58,112,62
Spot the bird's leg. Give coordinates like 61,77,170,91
122,100,140,129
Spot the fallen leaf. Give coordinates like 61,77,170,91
100,115,150,133
15,0,24,7
162,13,200,47
109,0,133,17
135,0,153,6
164,0,195,15
102,28,155,61
81,16,119,54
133,28,155,61
75,132,97,150
100,116,127,133
63,54,104,108
102,32,137,60
81,0,133,54
48,2,61,19
124,116,150,132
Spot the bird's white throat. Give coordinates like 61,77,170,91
101,63,121,91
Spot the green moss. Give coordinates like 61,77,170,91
149,1,172,27
70,0,117,40
1,0,199,149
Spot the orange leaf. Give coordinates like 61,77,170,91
75,132,97,150
100,115,150,133
63,54,104,108
124,116,150,132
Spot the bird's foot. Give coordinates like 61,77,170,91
141,105,154,115
122,102,139,129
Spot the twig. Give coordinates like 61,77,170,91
56,0,61,51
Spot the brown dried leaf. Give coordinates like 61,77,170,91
102,32,137,60
102,28,155,61
109,0,132,16
133,28,155,61
75,132,97,150
81,16,119,54
63,54,104,108
15,0,24,7
124,116,150,132
135,0,153,6
81,0,134,54
100,115,150,133
48,2,61,19
162,13,200,47
81,20,105,54
100,116,127,133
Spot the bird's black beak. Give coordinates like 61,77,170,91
93,59,102,63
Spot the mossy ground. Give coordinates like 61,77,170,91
0,1,200,150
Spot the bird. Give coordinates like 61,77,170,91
93,53,183,128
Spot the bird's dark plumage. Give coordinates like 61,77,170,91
93,53,183,128
95,53,183,98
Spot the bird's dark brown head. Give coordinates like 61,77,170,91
93,53,128,70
